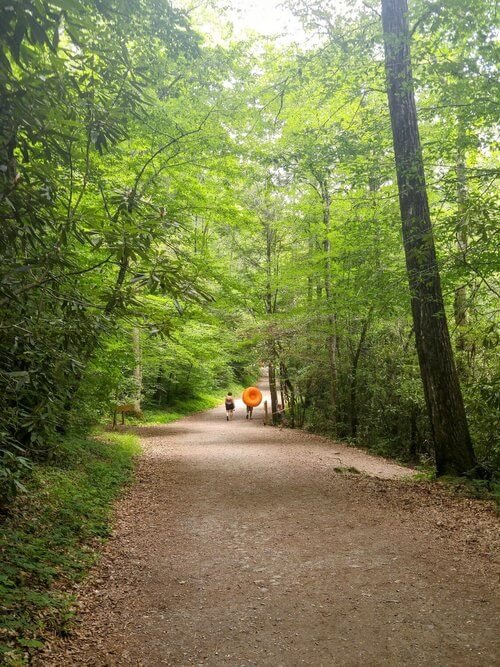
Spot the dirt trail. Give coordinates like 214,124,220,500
37,393,499,666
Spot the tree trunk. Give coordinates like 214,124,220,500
280,381,285,410
454,119,469,352
381,0,476,475
319,179,338,424
263,220,279,424
307,228,314,304
268,360,278,424
279,359,297,428
132,326,142,414
156,366,164,406
409,407,419,463
349,315,371,439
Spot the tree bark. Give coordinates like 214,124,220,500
280,361,296,428
268,359,278,424
349,315,371,439
307,226,314,304
262,220,279,423
319,179,338,424
409,407,419,463
454,119,469,352
381,0,476,475
132,326,142,414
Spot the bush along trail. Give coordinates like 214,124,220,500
0,432,140,665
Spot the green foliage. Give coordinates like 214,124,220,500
0,431,140,665
0,0,205,468
0,449,32,509
211,1,498,472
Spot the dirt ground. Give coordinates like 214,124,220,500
36,392,499,666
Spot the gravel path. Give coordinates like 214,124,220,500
37,394,499,666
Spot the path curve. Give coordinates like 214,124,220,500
37,398,499,666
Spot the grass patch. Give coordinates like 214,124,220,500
412,467,436,482
0,431,140,665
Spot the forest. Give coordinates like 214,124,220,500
1,0,498,499
0,0,499,662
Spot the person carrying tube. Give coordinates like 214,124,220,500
242,386,262,420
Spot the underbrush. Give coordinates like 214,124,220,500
0,432,140,666
438,476,500,506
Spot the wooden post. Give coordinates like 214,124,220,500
264,400,268,425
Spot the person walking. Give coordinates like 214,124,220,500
246,405,253,419
225,392,235,421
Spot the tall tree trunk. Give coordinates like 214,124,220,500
280,360,296,428
381,0,476,475
349,315,371,439
454,119,469,352
132,326,142,413
319,179,338,424
307,226,314,304
268,359,278,424
156,366,164,406
264,221,279,423
409,407,419,463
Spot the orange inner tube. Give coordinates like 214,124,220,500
242,386,262,407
